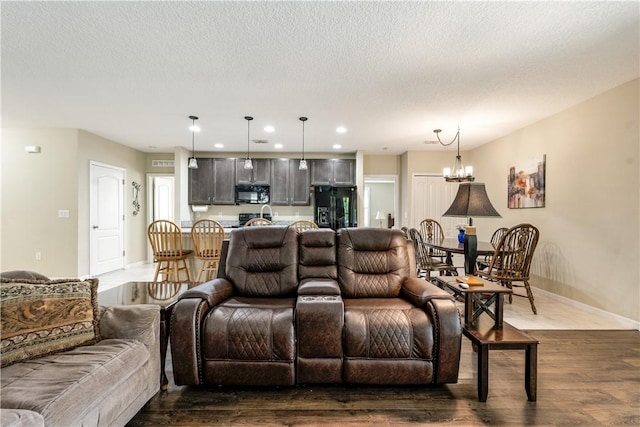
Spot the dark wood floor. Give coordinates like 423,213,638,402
129,330,640,426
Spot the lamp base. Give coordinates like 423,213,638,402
463,226,477,275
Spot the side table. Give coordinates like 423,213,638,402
463,316,539,402
98,281,197,391
434,276,512,329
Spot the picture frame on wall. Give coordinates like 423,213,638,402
508,154,546,209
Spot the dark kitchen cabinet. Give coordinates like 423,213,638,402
289,159,311,205
188,158,236,205
212,158,236,205
188,158,214,205
310,159,355,186
269,159,310,206
236,158,270,184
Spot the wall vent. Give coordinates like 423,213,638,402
152,160,175,167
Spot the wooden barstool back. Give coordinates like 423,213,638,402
147,220,192,283
244,217,272,226
191,218,225,282
289,219,319,233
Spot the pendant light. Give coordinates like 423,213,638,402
299,116,308,170
434,127,474,182
244,116,254,170
188,115,199,169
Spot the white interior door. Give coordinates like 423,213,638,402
411,174,459,237
90,162,125,275
146,174,175,262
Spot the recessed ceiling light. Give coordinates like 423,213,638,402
274,143,283,149
333,144,342,149
214,143,224,149
264,125,275,133
336,126,347,134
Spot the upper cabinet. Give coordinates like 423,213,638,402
188,158,214,205
310,159,355,186
212,158,236,205
269,159,310,206
189,157,352,205
188,158,236,205
236,158,270,184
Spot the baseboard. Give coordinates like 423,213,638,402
533,286,640,330
126,260,147,269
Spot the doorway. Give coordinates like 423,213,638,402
89,161,125,276
146,174,175,262
364,175,398,228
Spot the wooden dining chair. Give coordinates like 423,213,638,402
476,224,540,314
419,219,448,261
407,227,458,281
147,220,192,283
477,227,509,271
147,282,182,301
244,217,272,226
289,219,319,233
191,218,225,282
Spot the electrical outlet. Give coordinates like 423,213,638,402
35,252,41,260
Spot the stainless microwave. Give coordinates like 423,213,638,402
235,184,270,204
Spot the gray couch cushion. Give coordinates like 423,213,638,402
0,338,149,427
0,409,44,427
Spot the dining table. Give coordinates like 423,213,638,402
423,237,496,268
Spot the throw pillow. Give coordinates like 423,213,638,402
0,277,100,367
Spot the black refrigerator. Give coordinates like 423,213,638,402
313,186,357,230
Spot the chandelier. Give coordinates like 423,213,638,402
434,127,474,182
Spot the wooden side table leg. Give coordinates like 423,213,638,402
477,344,489,402
525,343,538,401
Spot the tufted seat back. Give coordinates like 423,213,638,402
226,226,298,297
298,229,337,280
337,228,410,298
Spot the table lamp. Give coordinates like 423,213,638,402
442,183,501,275
375,211,385,228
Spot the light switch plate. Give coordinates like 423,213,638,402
58,209,70,218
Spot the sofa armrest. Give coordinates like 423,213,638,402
179,278,234,307
298,278,341,296
401,277,453,308
98,304,160,349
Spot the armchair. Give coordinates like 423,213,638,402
171,226,298,386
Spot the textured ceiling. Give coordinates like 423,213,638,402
2,1,638,155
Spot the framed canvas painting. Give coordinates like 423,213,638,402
508,154,546,209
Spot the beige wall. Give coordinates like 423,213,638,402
1,129,80,276
470,78,639,321
1,128,147,277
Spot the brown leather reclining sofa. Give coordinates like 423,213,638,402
170,226,462,387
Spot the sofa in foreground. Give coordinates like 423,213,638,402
0,273,160,427
171,226,462,387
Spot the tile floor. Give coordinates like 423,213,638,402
95,263,638,330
